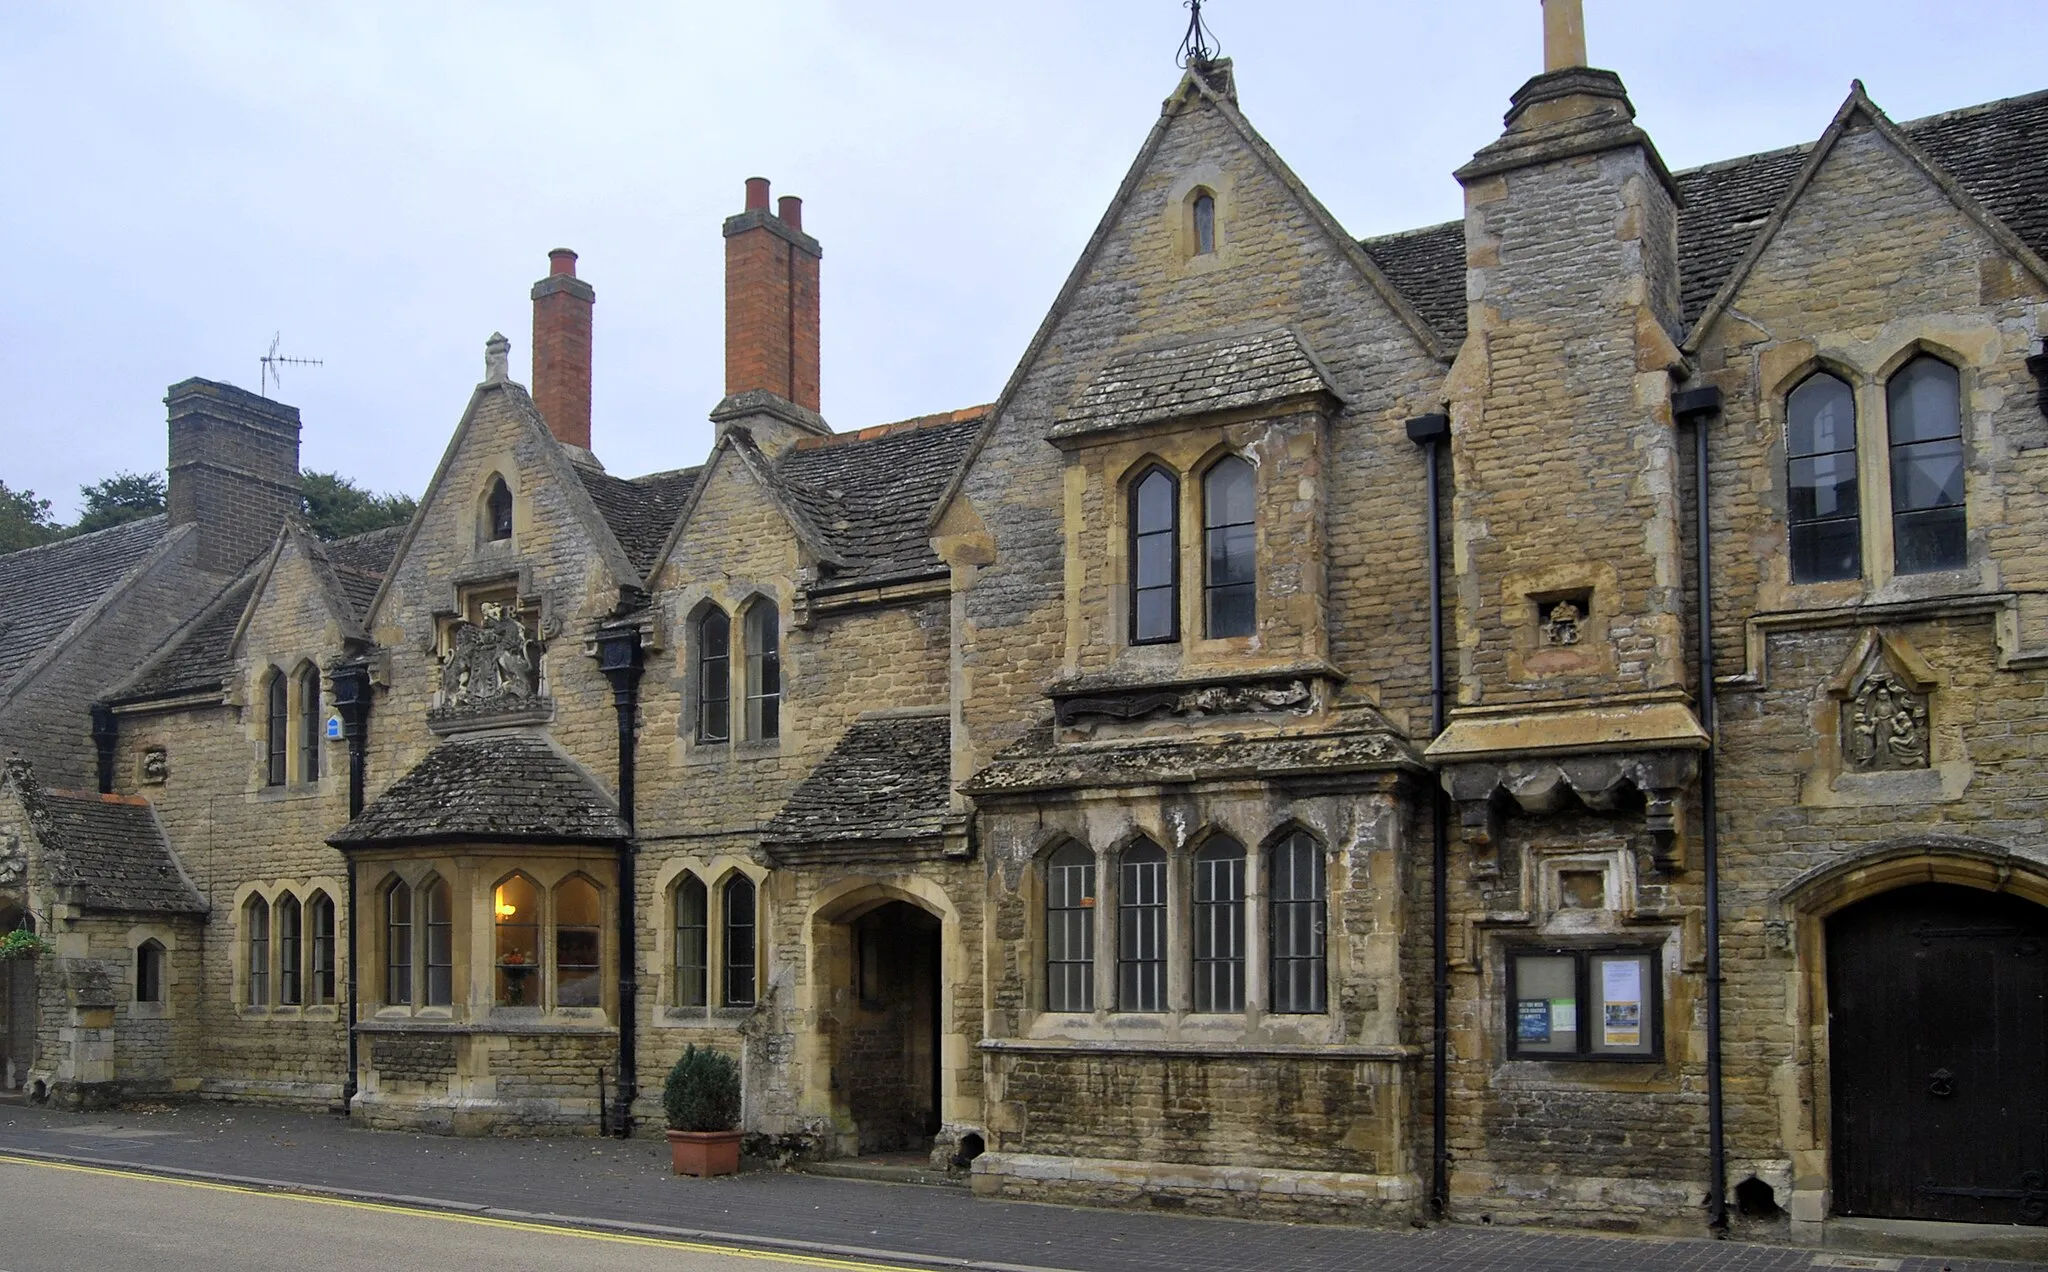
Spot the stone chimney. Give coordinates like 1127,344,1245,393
165,378,303,574
531,248,595,450
713,177,828,453
1443,0,1687,710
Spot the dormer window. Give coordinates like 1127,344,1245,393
1192,191,1216,255
485,477,513,543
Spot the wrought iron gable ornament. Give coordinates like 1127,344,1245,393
1176,0,1220,68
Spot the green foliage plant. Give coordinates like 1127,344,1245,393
0,927,53,962
662,1045,742,1132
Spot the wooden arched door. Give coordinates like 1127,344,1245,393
1828,883,2048,1224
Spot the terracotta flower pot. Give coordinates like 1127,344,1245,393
666,1128,743,1177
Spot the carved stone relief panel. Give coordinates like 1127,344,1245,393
429,588,552,732
139,747,168,785
1841,668,1930,772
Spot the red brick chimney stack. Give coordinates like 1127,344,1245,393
531,247,595,450
724,178,822,415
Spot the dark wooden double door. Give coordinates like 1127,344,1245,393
1829,884,2048,1224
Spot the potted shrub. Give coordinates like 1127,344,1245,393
663,1045,743,1177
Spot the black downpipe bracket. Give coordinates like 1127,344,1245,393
597,629,645,1139
1406,411,1452,1220
1674,384,1727,1231
331,662,374,1114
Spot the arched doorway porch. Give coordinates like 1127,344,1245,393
810,884,947,1157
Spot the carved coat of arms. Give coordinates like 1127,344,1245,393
440,603,542,707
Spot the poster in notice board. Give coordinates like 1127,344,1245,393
1516,999,1551,1043
1601,958,1643,1047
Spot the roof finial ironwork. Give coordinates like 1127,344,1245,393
1176,0,1219,68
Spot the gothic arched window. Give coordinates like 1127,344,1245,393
1193,191,1217,255
1887,355,1966,573
1193,836,1247,1012
1268,830,1327,1014
264,669,288,786
1787,372,1861,583
723,875,757,1007
1129,466,1179,645
674,874,708,1008
1117,839,1167,1013
1202,455,1256,638
1045,842,1096,1012
744,602,781,741
696,607,731,743
485,476,513,542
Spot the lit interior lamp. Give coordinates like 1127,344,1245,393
495,896,517,918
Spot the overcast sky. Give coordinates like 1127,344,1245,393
3,1,2042,520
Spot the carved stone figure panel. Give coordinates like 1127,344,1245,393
1053,677,1313,727
430,599,550,732
1842,669,1930,772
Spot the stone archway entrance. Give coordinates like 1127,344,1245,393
0,903,36,1092
1828,883,2048,1224
833,900,942,1154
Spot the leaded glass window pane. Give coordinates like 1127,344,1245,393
385,881,412,1006
1887,357,1966,573
265,672,288,786
1193,837,1246,1013
1045,843,1095,1012
310,895,336,1004
1787,373,1862,582
745,603,782,741
425,879,453,1007
724,876,757,1007
698,609,731,743
554,877,601,1008
1117,840,1167,1013
1203,457,1256,637
1268,831,1327,1014
1193,193,1216,255
276,894,302,1006
246,899,270,1007
675,875,708,1008
1130,468,1179,645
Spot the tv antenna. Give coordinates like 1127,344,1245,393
260,332,324,398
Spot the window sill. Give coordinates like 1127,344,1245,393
356,1016,617,1037
656,1006,757,1028
983,1037,1414,1061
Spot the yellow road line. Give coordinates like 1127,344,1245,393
0,1153,927,1271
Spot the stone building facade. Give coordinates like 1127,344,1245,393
3,0,2047,1244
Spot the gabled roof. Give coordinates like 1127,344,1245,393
319,524,406,620
1050,328,1343,439
760,711,952,845
573,463,702,579
0,516,174,693
108,572,259,705
328,730,627,847
3,759,206,915
1354,86,2048,351
776,409,986,590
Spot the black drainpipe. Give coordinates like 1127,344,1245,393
90,704,118,794
1674,384,1726,1231
597,627,645,1138
331,661,374,1114
1406,411,1452,1220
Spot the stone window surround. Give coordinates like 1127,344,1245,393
232,878,343,1021
1027,824,1336,1040
650,855,769,1025
681,591,786,758
249,660,331,795
471,460,524,553
358,857,614,1024
1164,165,1236,276
124,921,179,1021
1113,448,1261,655
1770,338,1990,600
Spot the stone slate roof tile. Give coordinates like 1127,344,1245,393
775,410,985,588
761,712,952,844
576,464,702,579
329,731,626,847
109,573,258,703
0,516,170,691
319,524,406,619
1051,329,1339,437
1360,220,1469,346
8,762,208,915
1356,88,2048,346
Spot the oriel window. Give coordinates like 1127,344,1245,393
555,877,602,1008
1129,467,1179,645
697,608,731,743
1117,839,1167,1013
1887,356,1966,573
385,880,413,1006
494,875,542,1007
1044,843,1096,1012
1787,372,1861,582
745,603,781,741
1202,456,1256,638
1193,837,1247,1013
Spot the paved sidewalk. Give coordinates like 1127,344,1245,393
0,1101,2039,1272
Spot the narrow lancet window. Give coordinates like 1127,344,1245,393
1787,372,1861,582
697,608,731,743
1193,837,1247,1012
1193,192,1216,255
675,875,708,1008
745,603,781,741
1130,467,1179,645
1268,831,1327,1014
1045,843,1096,1012
1203,456,1256,637
723,876,757,1007
1117,839,1167,1013
1887,356,1966,573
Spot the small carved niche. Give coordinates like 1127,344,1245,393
1830,629,1935,774
1536,590,1593,649
1558,870,1605,909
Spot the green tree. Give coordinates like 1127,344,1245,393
73,470,167,535
0,480,59,553
300,470,417,540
